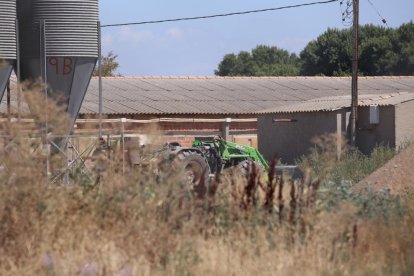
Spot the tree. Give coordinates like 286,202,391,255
252,45,301,76
357,25,396,76
235,51,256,76
93,51,120,77
300,22,414,76
215,45,300,76
300,28,352,76
393,21,414,75
215,54,238,76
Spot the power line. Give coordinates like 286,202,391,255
101,0,339,28
340,0,353,27
366,0,388,27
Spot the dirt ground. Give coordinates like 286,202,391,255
355,144,414,194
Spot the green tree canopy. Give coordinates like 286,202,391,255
300,22,414,76
216,22,414,77
215,45,300,76
300,28,352,76
393,22,414,75
93,51,120,77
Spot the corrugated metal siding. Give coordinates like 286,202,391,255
2,76,414,116
33,0,99,57
0,0,17,59
259,92,414,114
55,77,414,115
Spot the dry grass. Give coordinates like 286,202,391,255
0,91,413,275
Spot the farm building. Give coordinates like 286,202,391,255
258,92,414,164
2,76,414,148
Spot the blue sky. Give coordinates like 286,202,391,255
100,0,414,76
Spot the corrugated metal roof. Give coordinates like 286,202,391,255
258,92,414,114
2,76,414,116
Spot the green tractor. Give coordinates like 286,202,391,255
164,136,269,197
191,136,269,174
124,136,269,197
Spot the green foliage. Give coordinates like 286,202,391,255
215,45,300,76
300,22,414,76
394,22,414,75
296,143,408,230
353,189,406,222
300,143,396,187
93,50,120,77
359,25,397,75
329,145,396,185
216,22,414,77
300,28,352,76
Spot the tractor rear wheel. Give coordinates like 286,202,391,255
175,151,210,198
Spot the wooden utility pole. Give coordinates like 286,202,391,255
350,0,359,146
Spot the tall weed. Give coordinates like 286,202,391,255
0,93,413,275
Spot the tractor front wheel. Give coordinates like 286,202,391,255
237,159,264,177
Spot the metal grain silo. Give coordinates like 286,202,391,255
18,0,99,129
0,0,17,102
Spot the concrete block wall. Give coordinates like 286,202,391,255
356,106,396,154
258,111,339,164
258,102,414,164
395,101,414,148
